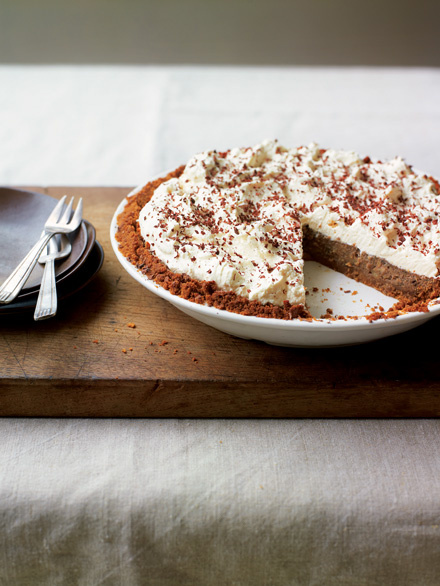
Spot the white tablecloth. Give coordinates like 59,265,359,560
1,66,439,185
1,66,440,584
2,419,440,585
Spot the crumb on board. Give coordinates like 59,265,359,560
159,340,169,346
122,348,127,353
93,340,99,344
127,322,136,328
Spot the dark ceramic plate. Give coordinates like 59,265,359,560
0,239,104,315
0,187,87,292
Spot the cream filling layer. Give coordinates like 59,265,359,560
139,178,305,305
138,140,440,306
305,207,439,279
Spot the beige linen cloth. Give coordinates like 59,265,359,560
1,419,440,585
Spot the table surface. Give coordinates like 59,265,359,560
2,188,440,418
1,66,440,585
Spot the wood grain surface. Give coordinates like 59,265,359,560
1,186,440,417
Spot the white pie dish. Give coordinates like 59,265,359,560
110,183,440,347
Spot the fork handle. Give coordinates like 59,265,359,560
34,256,57,321
0,232,53,304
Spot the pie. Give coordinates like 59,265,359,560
116,141,440,319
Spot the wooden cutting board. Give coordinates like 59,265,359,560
1,186,440,418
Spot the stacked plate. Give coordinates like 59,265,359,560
0,187,104,316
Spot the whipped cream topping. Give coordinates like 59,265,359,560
138,140,440,307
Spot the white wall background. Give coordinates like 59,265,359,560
1,0,439,66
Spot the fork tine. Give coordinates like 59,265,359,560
69,197,83,226
45,195,67,225
60,196,74,223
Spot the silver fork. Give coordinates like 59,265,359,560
0,196,82,304
34,234,72,321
